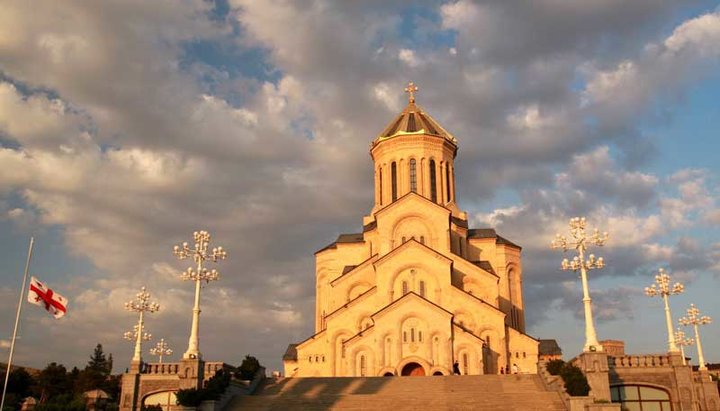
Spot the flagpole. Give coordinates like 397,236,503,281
1,237,34,410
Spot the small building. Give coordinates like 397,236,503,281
538,339,563,362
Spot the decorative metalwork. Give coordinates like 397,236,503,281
124,286,159,362
404,81,418,103
679,304,712,370
173,230,227,360
644,268,684,352
674,327,694,366
149,338,173,364
551,217,608,352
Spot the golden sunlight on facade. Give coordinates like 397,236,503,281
283,83,539,377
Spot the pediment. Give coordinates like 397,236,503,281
373,238,452,271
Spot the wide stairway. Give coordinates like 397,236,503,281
224,374,567,411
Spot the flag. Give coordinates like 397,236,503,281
27,277,68,319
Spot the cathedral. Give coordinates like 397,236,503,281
283,83,539,377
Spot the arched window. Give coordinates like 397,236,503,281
391,162,398,201
411,328,415,342
378,168,383,205
418,331,423,342
420,236,425,244
402,236,406,243
402,281,408,295
359,355,366,376
429,160,437,203
419,281,426,297
403,331,407,343
409,159,417,192
462,353,469,375
445,162,451,201
611,385,671,410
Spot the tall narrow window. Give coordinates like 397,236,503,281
403,331,407,342
378,168,383,205
391,162,398,201
360,355,366,376
445,162,451,201
409,159,417,192
402,281,408,295
463,353,469,375
429,160,437,203
411,328,415,342
418,331,423,342
419,281,426,297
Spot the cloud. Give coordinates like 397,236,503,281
0,0,719,372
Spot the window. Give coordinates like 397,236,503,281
391,162,398,201
360,355,366,376
420,236,425,244
411,328,415,342
462,353,469,375
402,281,408,295
378,168,383,205
429,160,437,202
409,159,417,192
419,281,426,297
418,331,423,342
445,162,451,201
611,385,671,411
403,331,407,342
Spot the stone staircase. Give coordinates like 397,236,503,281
224,374,568,411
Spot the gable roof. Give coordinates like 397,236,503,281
467,228,521,249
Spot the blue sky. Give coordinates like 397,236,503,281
0,0,719,373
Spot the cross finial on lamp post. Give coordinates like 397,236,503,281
404,81,419,104
124,286,160,363
551,217,609,352
173,230,227,360
645,268,684,352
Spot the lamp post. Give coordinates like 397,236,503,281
552,217,608,352
124,286,159,363
150,338,173,364
679,304,712,370
644,268,684,352
173,230,227,360
674,328,694,366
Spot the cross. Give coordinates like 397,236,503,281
404,81,418,103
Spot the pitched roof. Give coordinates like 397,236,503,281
373,100,457,146
467,228,521,249
315,232,365,254
538,339,563,356
283,344,298,361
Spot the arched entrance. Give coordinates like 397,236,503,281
401,362,425,376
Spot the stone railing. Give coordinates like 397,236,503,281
608,354,672,368
140,361,229,378
142,362,181,375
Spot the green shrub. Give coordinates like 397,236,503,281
546,359,565,376
560,363,590,396
236,355,261,381
204,370,231,400
175,388,205,406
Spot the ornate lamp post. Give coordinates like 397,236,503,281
149,338,173,364
644,268,684,352
679,304,712,370
552,217,608,352
124,286,159,363
674,328,694,366
173,230,227,360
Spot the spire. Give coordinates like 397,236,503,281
404,81,419,104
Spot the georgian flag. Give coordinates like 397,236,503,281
27,277,68,319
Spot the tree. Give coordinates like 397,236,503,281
236,355,261,381
8,367,35,398
36,363,70,403
75,343,114,395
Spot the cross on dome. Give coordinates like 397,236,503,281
404,81,418,103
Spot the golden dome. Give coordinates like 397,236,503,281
372,82,458,146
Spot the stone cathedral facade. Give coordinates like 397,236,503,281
283,84,539,377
